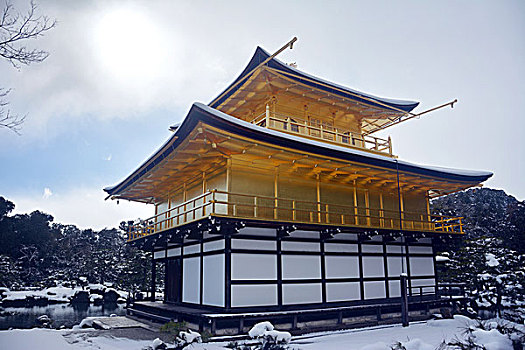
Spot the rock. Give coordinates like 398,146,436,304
70,291,90,304
37,314,52,323
88,284,106,295
36,314,53,328
152,338,167,350
440,307,453,319
103,289,119,303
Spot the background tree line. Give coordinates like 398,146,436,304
0,196,153,292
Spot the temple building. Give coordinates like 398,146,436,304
104,40,492,332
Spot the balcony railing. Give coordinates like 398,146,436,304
251,110,393,156
126,190,464,241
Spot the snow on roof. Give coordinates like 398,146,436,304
209,46,419,113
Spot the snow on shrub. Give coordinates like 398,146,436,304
248,321,274,338
248,321,291,347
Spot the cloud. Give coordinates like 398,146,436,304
12,186,151,230
104,154,112,161
43,187,53,199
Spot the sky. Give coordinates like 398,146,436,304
1,0,524,230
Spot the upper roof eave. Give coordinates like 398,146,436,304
209,46,420,113
104,103,492,197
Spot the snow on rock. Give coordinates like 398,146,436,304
90,294,103,302
248,321,274,338
179,329,201,344
435,255,450,262
151,337,166,349
486,253,500,267
76,317,110,330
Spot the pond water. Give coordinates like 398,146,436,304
0,303,126,330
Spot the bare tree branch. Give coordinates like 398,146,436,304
0,88,26,134
0,0,56,68
0,1,55,134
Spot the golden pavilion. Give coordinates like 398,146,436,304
104,39,492,332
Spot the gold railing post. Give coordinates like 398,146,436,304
325,204,329,223
254,196,258,218
365,191,371,227
353,186,359,225
212,190,216,214
292,200,296,221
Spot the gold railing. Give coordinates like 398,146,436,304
251,111,393,156
126,190,463,241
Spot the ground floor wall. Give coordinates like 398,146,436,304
152,225,436,311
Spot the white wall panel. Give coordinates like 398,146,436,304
153,250,166,260
326,282,361,302
325,256,359,279
386,245,405,254
283,283,322,304
203,254,224,307
281,241,320,252
361,244,383,253
334,233,358,241
231,285,278,307
231,254,277,280
203,240,225,252
387,257,405,277
239,227,276,237
182,257,200,304
364,281,386,299
289,230,319,239
232,239,276,251
167,247,181,257
409,246,433,254
324,243,358,253
282,255,321,280
409,257,435,276
388,280,401,297
183,244,201,255
362,256,385,278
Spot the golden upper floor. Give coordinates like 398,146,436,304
209,46,420,157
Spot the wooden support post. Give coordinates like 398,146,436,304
292,315,298,329
337,311,343,325
238,317,244,334
150,255,156,302
399,191,405,229
316,174,321,223
365,190,371,227
353,184,359,225
274,168,279,220
376,306,382,321
379,193,384,228
400,274,409,327
426,193,431,231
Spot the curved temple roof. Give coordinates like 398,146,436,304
209,46,420,114
105,103,492,197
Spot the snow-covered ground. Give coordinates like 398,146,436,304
0,316,520,350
